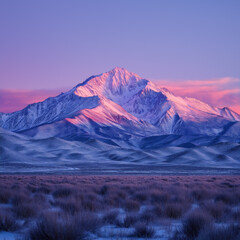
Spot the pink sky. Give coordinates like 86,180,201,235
155,77,240,114
0,77,239,114
0,89,65,113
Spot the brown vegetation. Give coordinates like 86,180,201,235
0,175,239,239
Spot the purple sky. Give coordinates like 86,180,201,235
0,0,240,89
0,0,239,113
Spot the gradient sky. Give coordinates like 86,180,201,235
0,0,240,112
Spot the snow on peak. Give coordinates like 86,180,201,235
73,67,240,123
108,67,140,78
219,107,240,121
74,67,148,101
110,66,133,74
1,67,240,138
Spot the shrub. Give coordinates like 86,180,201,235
134,191,148,202
13,202,38,219
104,192,121,207
150,190,170,204
232,209,240,221
197,224,240,240
0,210,18,232
52,188,73,198
139,209,156,223
32,193,46,204
81,199,98,211
27,213,83,240
11,193,28,206
183,209,213,239
215,192,236,204
27,211,101,240
202,201,226,220
35,186,51,194
191,188,211,201
124,200,140,212
77,211,102,233
103,210,119,224
152,203,162,217
165,203,186,219
118,213,138,228
99,185,108,195
133,222,155,238
0,189,11,203
116,189,127,199
54,199,80,215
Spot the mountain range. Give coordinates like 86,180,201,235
1,67,240,139
0,67,240,173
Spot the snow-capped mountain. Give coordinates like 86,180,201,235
1,67,240,140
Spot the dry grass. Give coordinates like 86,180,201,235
103,210,119,224
182,209,213,239
0,209,19,232
0,175,239,239
121,213,138,227
165,202,189,219
197,224,240,240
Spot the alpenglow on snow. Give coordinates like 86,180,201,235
1,67,240,140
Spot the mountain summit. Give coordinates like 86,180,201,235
1,67,240,140
74,67,146,99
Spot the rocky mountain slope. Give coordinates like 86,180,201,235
1,67,240,172
1,67,239,141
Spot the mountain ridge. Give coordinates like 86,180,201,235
0,67,240,140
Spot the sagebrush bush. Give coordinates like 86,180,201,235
34,186,51,194
99,185,108,195
191,187,212,201
27,211,101,240
183,209,213,239
0,175,240,239
139,208,156,223
32,193,46,203
202,201,226,220
52,187,73,198
77,211,102,233
117,213,138,228
103,210,119,224
133,191,148,202
11,193,28,206
165,202,186,219
53,199,80,215
13,202,39,219
152,203,162,217
81,199,98,212
215,192,236,205
104,193,121,207
124,199,140,212
0,210,18,232
0,189,11,203
197,224,240,240
133,222,155,238
150,190,170,204
27,213,82,240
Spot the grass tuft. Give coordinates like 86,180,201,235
0,210,19,232
183,209,213,239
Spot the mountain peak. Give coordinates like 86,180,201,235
74,67,146,98
105,67,140,79
1,67,240,139
111,66,128,72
